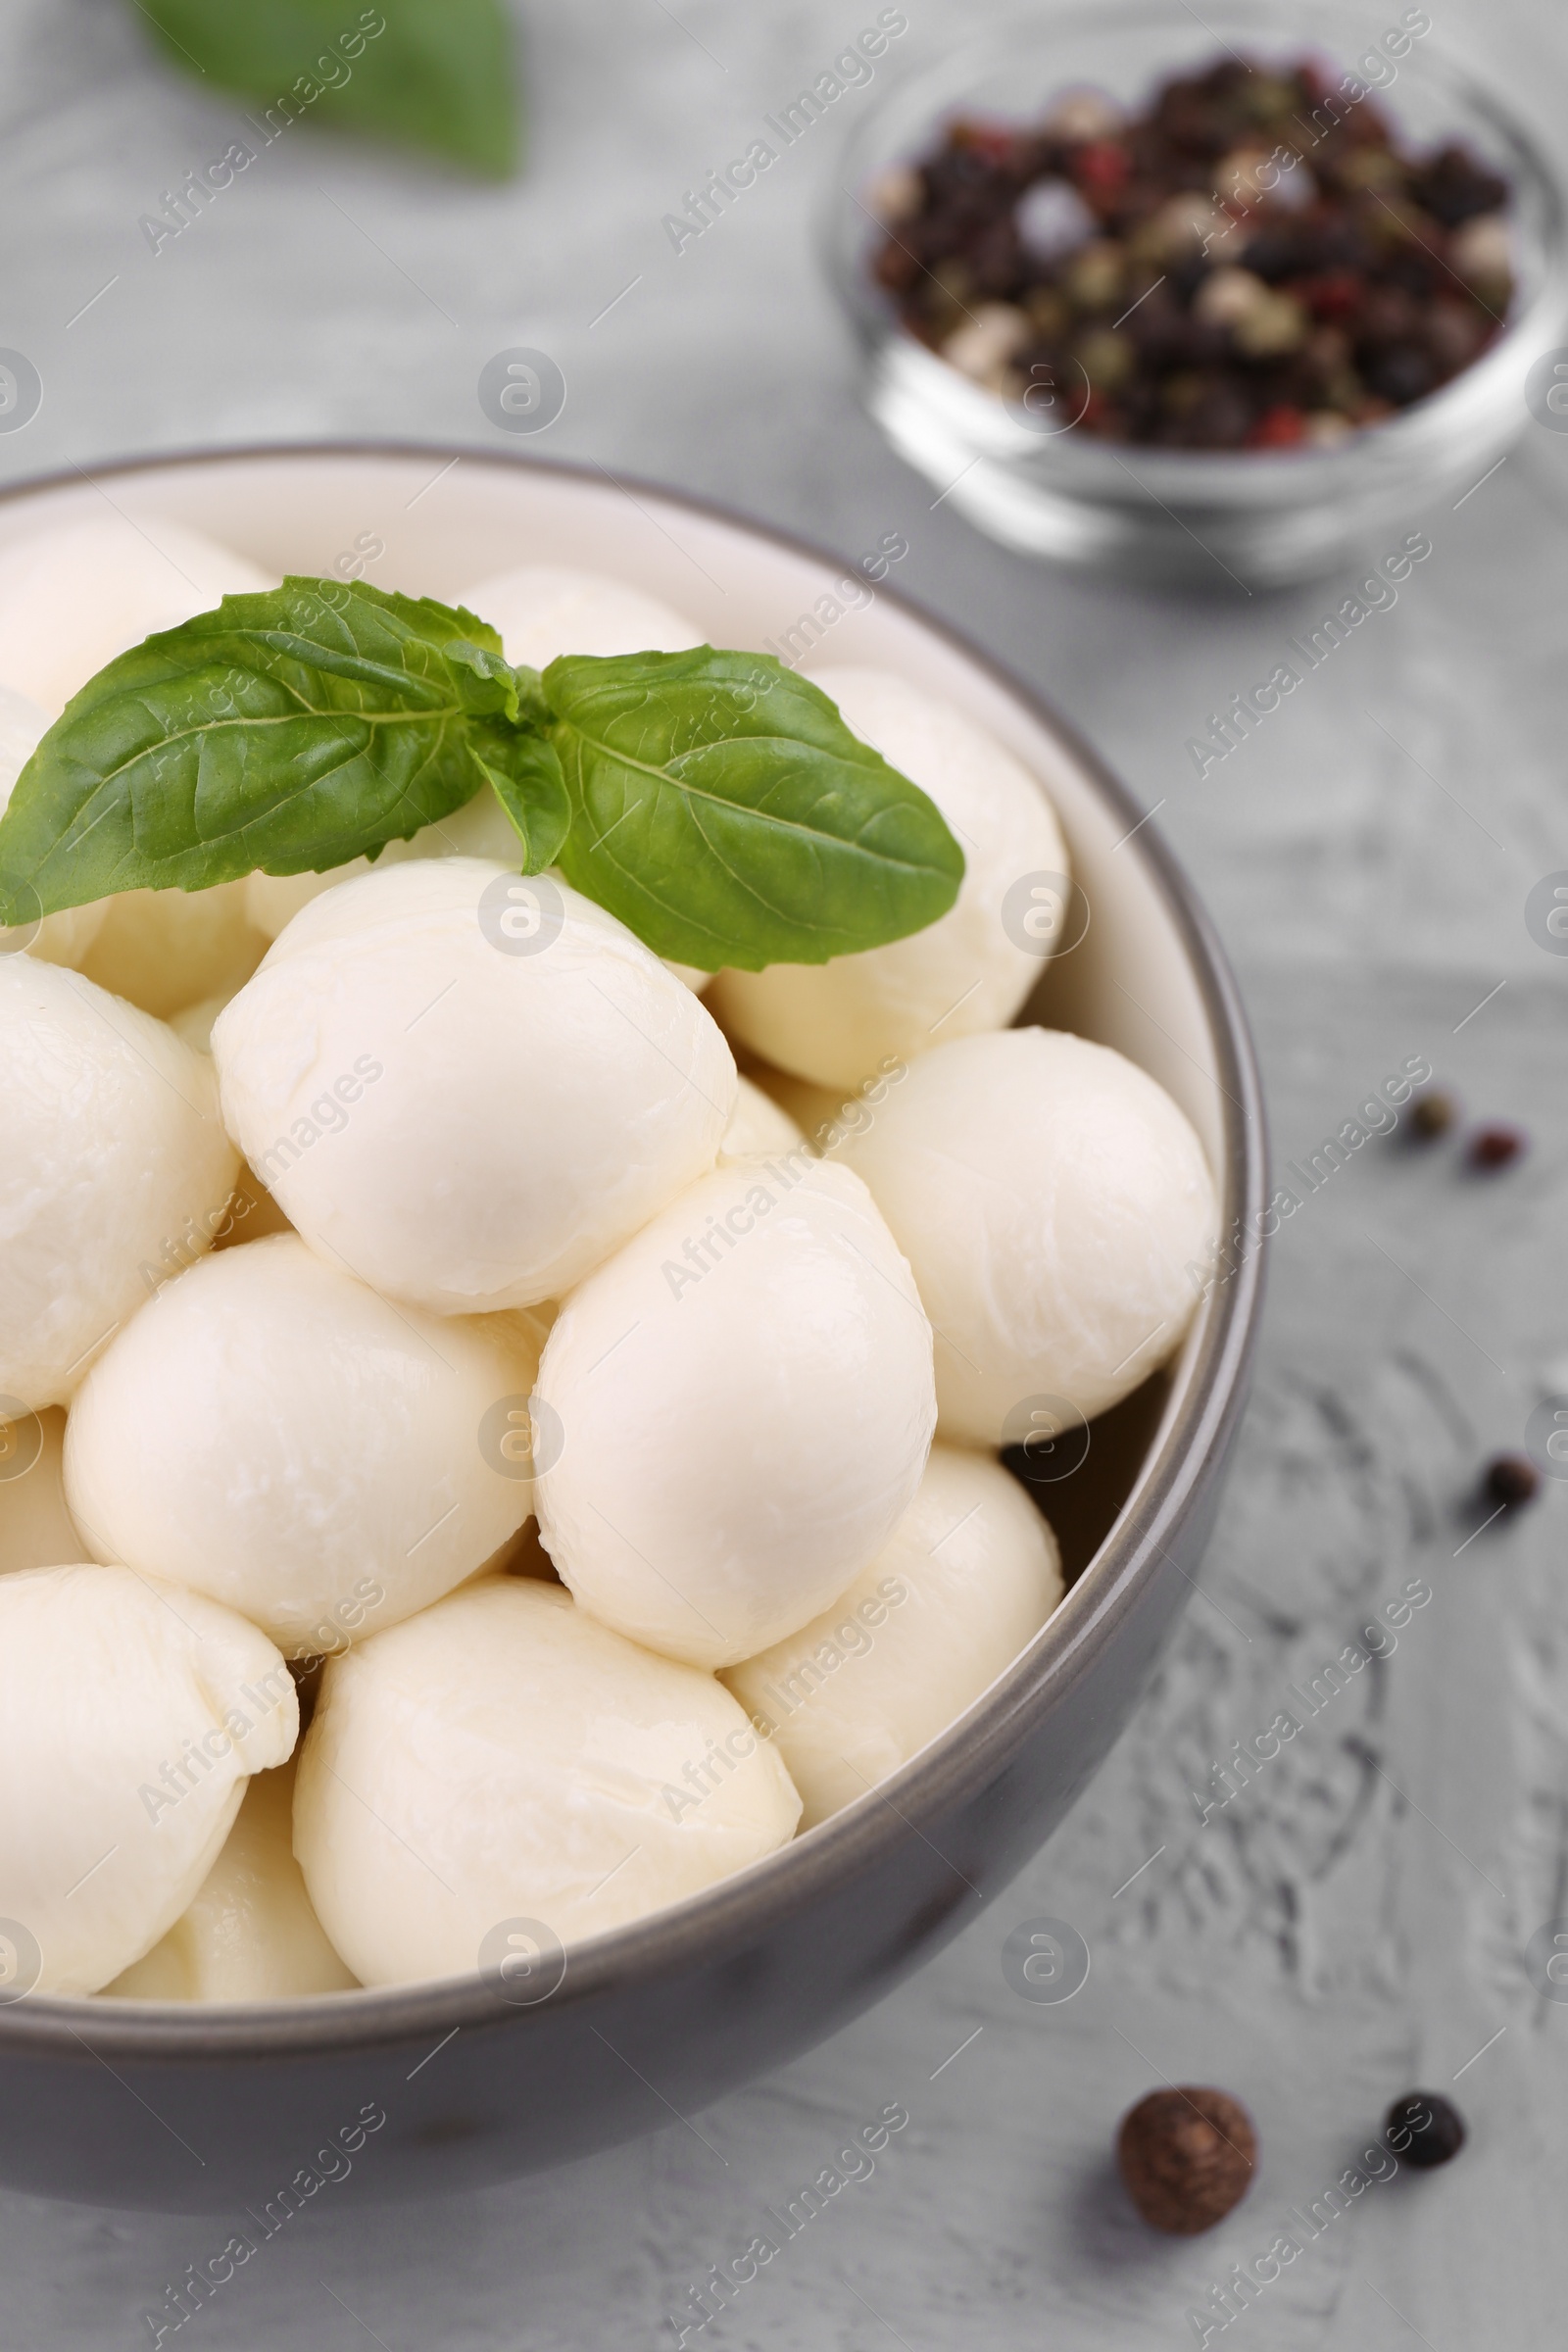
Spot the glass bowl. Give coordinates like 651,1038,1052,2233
826,0,1568,587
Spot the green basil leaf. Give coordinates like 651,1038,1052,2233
138,0,519,177
445,638,522,720
467,721,571,874
0,577,524,920
543,649,965,970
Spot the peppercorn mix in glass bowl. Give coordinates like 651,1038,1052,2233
828,2,1568,584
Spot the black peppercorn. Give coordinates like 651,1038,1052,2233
1385,2091,1466,2168
1363,344,1439,406
1469,1123,1527,1170
1408,1090,1455,1139
1485,1454,1540,1509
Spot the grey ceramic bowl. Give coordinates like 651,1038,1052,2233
0,447,1267,2212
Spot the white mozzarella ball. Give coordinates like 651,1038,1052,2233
78,881,270,1019
0,515,275,717
720,1074,803,1160
294,1577,801,1986
0,1406,83,1575
0,1564,296,1994
723,1446,1063,1827
0,687,107,967
535,1154,936,1668
455,564,703,669
64,1234,542,1657
213,858,736,1314
103,1759,357,2001
838,1028,1218,1443
0,956,241,1407
708,668,1069,1088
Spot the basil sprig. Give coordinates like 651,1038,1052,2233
137,1,519,178
0,577,963,972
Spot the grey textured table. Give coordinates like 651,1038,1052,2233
3,3,1567,2344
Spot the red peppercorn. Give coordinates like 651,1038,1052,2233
1302,270,1364,322
1073,141,1131,195
956,118,1023,169
1117,2087,1256,2232
1247,404,1306,449
1469,1123,1526,1170
1485,1454,1540,1509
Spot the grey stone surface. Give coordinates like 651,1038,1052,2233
2,1,1567,2343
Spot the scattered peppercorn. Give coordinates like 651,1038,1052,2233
1484,1453,1540,1509
1469,1122,1527,1170
872,56,1513,449
1116,2085,1256,2232
1409,1090,1456,1139
1385,2090,1466,2167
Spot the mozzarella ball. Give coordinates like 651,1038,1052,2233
720,1074,803,1160
103,1759,357,2001
723,1446,1063,1828
64,1234,542,1657
294,1577,801,1986
838,1028,1218,1443
0,1564,296,1994
535,1154,936,1668
0,956,240,1407
0,1406,83,1576
78,881,270,1019
0,515,274,717
455,564,703,669
708,669,1069,1088
214,858,736,1314
0,687,107,967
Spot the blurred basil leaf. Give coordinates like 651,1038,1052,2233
138,0,519,177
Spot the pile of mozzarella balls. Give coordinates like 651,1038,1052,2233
0,517,1217,2001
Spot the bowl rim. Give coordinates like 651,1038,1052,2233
0,440,1268,2058
825,0,1568,486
